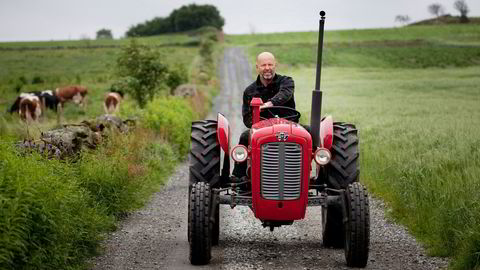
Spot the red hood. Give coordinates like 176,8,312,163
251,118,309,139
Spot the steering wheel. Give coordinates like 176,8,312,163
259,106,301,122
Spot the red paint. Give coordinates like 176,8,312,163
320,115,333,150
250,98,263,125
250,119,313,221
217,113,229,153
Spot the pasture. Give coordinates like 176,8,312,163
0,33,215,269
230,24,480,269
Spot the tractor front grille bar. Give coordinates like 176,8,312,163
261,142,302,200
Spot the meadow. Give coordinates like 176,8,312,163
229,24,480,269
0,33,216,269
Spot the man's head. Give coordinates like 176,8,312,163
256,52,276,83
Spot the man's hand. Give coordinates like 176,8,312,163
260,101,273,110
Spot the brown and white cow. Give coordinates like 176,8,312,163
18,94,42,122
55,85,88,123
104,91,124,114
55,85,88,107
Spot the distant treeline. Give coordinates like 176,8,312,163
126,4,224,37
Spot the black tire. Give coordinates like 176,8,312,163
322,199,344,248
189,182,212,265
344,182,370,268
212,204,220,246
326,123,359,189
189,120,221,190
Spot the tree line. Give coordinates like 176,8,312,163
125,4,224,37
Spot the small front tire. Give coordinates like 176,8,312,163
344,182,370,267
189,182,212,265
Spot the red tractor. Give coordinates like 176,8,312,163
188,11,370,268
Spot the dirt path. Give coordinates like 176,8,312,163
90,47,448,269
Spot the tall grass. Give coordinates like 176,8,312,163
0,124,180,269
291,66,480,269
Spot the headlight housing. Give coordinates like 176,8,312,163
314,147,331,165
231,145,248,162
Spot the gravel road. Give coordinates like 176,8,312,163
90,47,449,269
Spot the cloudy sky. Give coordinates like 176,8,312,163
0,0,478,42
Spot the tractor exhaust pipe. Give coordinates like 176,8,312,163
310,11,326,150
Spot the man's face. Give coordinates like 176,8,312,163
256,55,276,81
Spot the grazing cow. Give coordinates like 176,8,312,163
40,90,59,112
55,85,88,123
8,91,59,115
55,85,88,107
19,94,42,122
104,91,124,114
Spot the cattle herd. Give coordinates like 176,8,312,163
7,85,124,123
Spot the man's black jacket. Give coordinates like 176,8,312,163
242,74,296,128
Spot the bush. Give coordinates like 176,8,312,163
31,75,44,84
144,97,193,156
165,64,188,94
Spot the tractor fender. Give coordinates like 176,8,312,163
217,113,229,154
320,115,333,149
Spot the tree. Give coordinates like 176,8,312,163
428,3,445,18
453,0,469,23
96,28,113,39
395,15,411,26
116,39,168,108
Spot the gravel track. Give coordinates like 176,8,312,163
90,47,448,269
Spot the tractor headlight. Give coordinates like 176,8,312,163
314,148,331,165
231,145,248,162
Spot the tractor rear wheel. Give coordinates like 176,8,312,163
322,198,344,248
189,120,221,190
189,182,212,265
326,123,359,189
344,182,370,267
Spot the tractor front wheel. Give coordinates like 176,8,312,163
189,182,212,265
344,182,370,267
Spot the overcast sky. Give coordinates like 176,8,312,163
0,0,479,42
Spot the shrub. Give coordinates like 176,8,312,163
144,97,193,156
31,75,44,84
165,64,188,94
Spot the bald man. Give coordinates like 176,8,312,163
241,52,296,128
232,52,298,181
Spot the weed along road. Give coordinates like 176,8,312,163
91,48,448,270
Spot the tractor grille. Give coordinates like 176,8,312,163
261,142,302,200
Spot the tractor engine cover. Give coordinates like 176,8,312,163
250,118,313,221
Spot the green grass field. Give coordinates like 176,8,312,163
229,24,480,269
0,38,200,123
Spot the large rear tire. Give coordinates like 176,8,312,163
326,123,359,189
189,182,212,265
189,120,221,190
322,199,344,248
344,182,370,267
